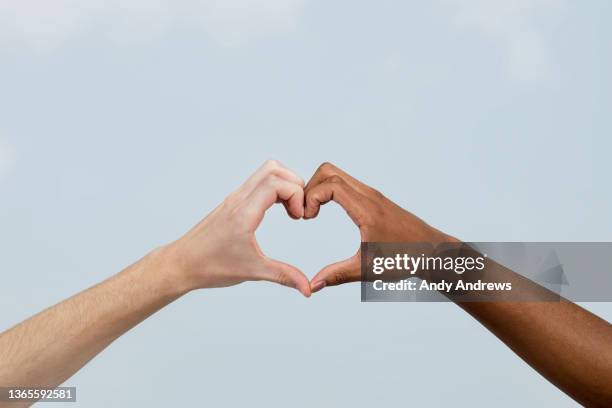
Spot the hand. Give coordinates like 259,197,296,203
163,160,311,297
303,162,456,292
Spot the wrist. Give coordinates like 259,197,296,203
143,244,196,297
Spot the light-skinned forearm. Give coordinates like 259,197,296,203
0,247,188,394
0,160,309,408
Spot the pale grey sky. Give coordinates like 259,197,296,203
0,1,610,406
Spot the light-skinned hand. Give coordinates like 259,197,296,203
162,160,312,297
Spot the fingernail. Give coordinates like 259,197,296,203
311,281,326,293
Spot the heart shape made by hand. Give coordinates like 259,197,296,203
269,161,453,295
168,160,452,298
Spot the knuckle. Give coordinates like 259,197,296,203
275,270,290,287
326,175,344,185
264,159,280,171
317,161,335,174
306,192,319,206
332,270,347,285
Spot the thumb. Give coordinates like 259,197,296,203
310,253,361,293
263,258,312,298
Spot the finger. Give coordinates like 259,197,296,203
279,199,301,220
305,162,371,196
310,254,361,293
243,176,304,229
261,258,312,297
238,160,304,197
303,175,367,226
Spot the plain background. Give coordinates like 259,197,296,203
0,1,610,406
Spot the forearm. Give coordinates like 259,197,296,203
302,163,612,406
0,160,309,401
0,246,188,390
458,299,612,406
436,247,612,406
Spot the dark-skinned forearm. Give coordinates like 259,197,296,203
438,245,612,407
